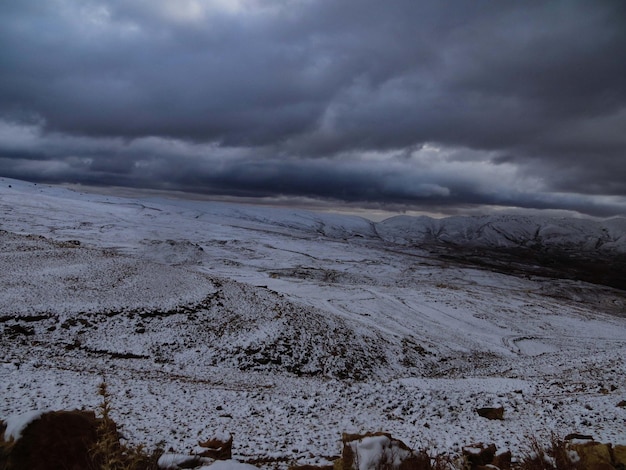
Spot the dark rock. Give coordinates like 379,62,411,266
1,410,100,470
614,445,626,468
565,433,594,441
492,450,511,470
462,443,497,468
5,324,34,337
476,407,504,420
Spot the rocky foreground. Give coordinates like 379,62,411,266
2,408,626,470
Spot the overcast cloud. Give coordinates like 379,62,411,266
1,0,625,216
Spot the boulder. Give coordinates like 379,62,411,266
339,432,431,470
476,407,504,420
613,445,626,467
492,450,511,470
462,443,497,469
1,410,100,470
568,442,613,470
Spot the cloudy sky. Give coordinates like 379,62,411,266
1,1,626,217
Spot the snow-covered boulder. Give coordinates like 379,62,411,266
338,432,430,470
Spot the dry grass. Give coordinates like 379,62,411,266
429,453,460,470
517,433,579,470
89,382,162,470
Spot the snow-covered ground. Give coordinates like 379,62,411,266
1,177,625,466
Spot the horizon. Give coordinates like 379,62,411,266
1,1,626,217
3,175,617,223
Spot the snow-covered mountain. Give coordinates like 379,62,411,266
1,177,626,465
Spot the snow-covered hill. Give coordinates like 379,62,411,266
1,177,625,466
377,214,626,252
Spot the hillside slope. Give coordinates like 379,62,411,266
1,177,625,465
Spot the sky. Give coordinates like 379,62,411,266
1,0,626,217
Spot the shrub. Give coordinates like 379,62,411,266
89,381,162,470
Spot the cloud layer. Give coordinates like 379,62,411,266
1,0,626,216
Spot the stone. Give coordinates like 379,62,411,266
476,407,504,420
613,445,626,467
492,450,511,470
1,410,101,470
197,433,233,460
462,443,497,468
564,433,594,441
569,442,613,470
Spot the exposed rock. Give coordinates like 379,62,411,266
197,433,233,460
1,410,100,470
613,445,626,467
462,443,497,469
476,407,504,420
492,450,511,470
5,324,35,337
564,433,594,441
569,442,613,470
340,432,431,470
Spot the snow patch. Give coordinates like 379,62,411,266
199,460,263,470
3,410,47,442
349,435,411,470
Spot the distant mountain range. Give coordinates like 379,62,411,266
371,215,626,291
220,204,626,290
375,214,626,253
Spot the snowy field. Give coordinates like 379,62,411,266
1,177,625,465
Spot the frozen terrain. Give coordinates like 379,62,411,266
1,177,625,465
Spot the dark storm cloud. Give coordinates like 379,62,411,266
1,0,626,216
